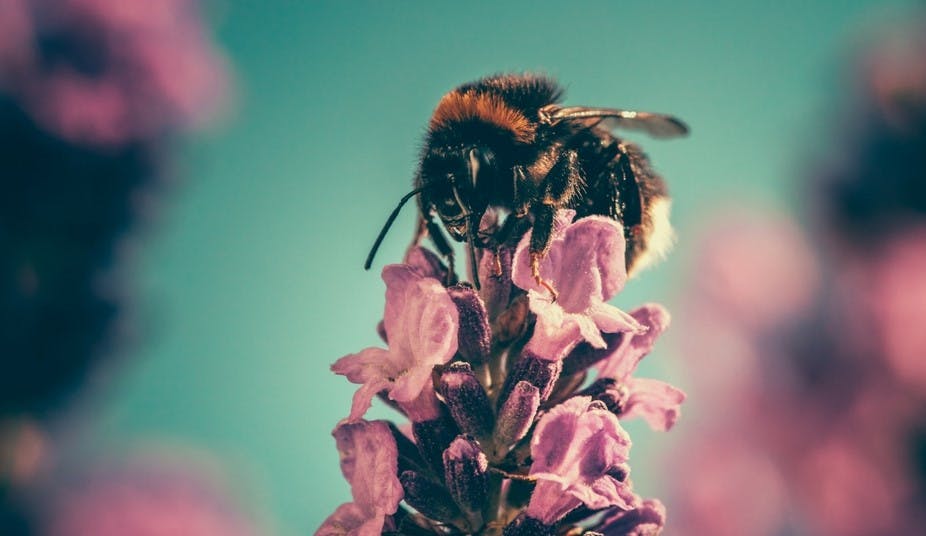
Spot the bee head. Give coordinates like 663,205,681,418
422,146,496,241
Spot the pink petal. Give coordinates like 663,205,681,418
345,378,390,423
621,378,686,431
510,210,575,294
403,246,448,281
560,216,628,303
316,502,382,536
596,498,666,535
332,420,403,515
589,302,647,336
406,278,459,367
513,211,636,361
527,397,633,524
331,347,390,384
597,304,670,380
381,265,426,350
334,266,458,421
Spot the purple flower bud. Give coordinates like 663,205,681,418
498,351,562,407
594,499,666,535
412,416,460,476
495,381,540,449
563,332,625,376
399,470,461,524
439,362,494,439
443,436,489,514
502,513,558,536
387,422,428,476
447,285,492,364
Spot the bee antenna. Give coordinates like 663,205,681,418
364,185,429,270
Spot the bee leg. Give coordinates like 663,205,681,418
410,215,428,247
424,215,457,286
527,149,583,300
529,204,559,301
541,149,582,205
512,166,534,217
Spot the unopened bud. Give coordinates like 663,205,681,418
443,436,488,514
412,416,460,476
479,246,513,320
562,331,624,376
503,514,557,536
439,362,494,439
495,381,540,448
447,285,491,364
399,470,461,524
498,351,562,407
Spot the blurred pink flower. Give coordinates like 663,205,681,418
42,454,260,536
849,226,926,391
512,210,644,361
668,434,787,536
692,210,819,331
0,0,230,145
332,264,459,422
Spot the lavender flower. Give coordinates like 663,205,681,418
324,208,684,535
332,265,459,422
512,210,645,361
525,397,634,525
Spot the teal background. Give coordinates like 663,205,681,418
75,0,921,533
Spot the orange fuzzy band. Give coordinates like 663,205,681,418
430,91,535,144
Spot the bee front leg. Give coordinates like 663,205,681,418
528,149,583,300
529,204,559,300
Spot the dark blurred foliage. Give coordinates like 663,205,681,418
0,0,233,533
0,95,159,417
0,0,227,421
819,25,926,247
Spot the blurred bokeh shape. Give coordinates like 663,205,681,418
39,449,262,536
0,0,230,418
1,1,242,534
665,15,926,536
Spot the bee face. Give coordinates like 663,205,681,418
422,146,496,241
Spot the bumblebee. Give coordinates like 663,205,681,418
365,74,688,294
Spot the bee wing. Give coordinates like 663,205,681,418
542,105,689,138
